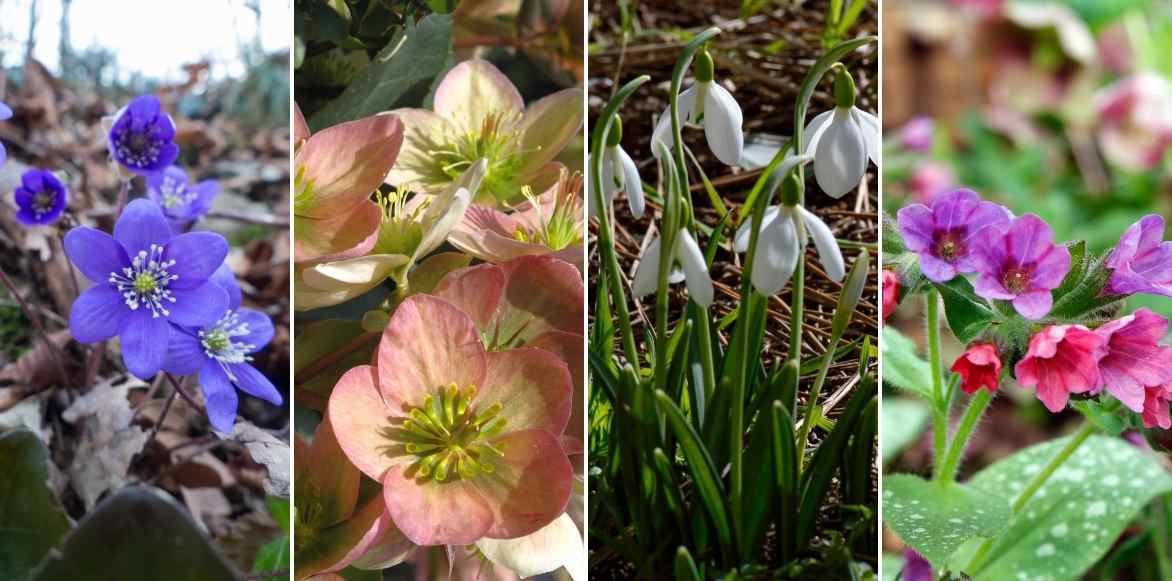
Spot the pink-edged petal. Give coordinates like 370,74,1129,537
516,88,583,176
432,263,507,333
306,417,360,527
476,348,572,434
295,114,402,218
377,295,487,413
294,200,382,264
346,507,415,570
527,331,584,444
383,466,493,545
476,513,584,580
383,109,458,190
296,495,405,579
64,227,129,284
434,59,524,133
114,198,173,256
294,104,310,145
327,364,399,481
493,256,583,346
477,429,573,539
447,208,556,265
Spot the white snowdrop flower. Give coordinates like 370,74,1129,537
589,117,645,219
802,66,879,198
651,48,744,166
632,227,714,308
734,155,844,296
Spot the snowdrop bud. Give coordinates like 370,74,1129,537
833,66,856,109
779,173,801,206
606,116,623,147
694,48,715,83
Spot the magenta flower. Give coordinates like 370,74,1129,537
145,165,218,231
14,169,68,226
972,214,1070,320
64,199,228,379
0,101,11,166
328,295,573,546
907,161,955,203
1105,214,1172,298
1014,325,1107,413
107,96,180,175
1142,383,1172,429
1092,308,1172,413
899,116,934,152
162,265,282,432
896,189,1011,283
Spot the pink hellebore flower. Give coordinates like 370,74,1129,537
385,59,583,206
1093,308,1172,412
448,170,584,270
1142,383,1172,430
328,295,574,546
1014,324,1107,413
1094,73,1172,171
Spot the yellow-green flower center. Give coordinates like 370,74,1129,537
133,272,158,294
432,111,525,204
511,173,583,251
382,383,508,483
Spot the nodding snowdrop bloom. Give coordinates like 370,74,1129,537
651,48,744,167
590,117,645,218
632,227,714,308
733,155,845,296
803,66,879,198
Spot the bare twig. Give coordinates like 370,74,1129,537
165,372,205,414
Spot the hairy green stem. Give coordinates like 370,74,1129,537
936,389,992,484
926,289,948,476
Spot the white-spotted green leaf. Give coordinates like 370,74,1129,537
880,327,932,400
883,474,1012,569
965,435,1172,581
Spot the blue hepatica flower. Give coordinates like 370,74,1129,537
64,198,228,379
146,165,219,230
107,95,180,175
0,101,11,166
14,169,68,226
164,264,283,431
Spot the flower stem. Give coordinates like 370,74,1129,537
926,289,949,476
935,389,992,484
0,264,70,386
165,372,206,414
114,179,130,218
962,421,1099,575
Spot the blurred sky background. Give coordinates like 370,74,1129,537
0,0,288,81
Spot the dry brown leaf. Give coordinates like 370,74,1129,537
62,375,150,509
0,329,73,392
181,485,233,537
229,421,289,498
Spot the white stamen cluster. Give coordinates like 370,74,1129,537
31,190,56,219
113,128,163,168
158,174,196,210
108,244,178,318
200,310,255,368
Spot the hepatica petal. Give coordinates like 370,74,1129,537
477,429,573,539
69,285,130,343
114,198,173,256
167,282,228,327
165,232,228,288
199,360,240,433
64,227,129,284
121,310,171,379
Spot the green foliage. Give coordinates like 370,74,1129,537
0,431,71,580
936,276,997,344
880,398,931,464
880,327,932,400
252,497,291,577
883,474,1013,570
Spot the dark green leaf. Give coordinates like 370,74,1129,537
674,546,702,581
0,430,71,580
936,276,998,343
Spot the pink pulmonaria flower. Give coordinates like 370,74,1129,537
328,295,573,546
896,189,1012,283
448,170,584,270
1142,383,1172,429
899,116,934,153
384,59,582,205
951,343,1003,395
293,104,403,265
881,269,899,322
1014,325,1107,413
972,214,1071,320
901,549,933,581
1092,308,1172,412
907,161,956,203
1093,73,1172,171
1105,214,1172,299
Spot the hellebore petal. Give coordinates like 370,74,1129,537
294,200,383,264
799,205,846,281
527,330,585,447
702,82,744,166
434,59,524,133
432,263,508,332
382,466,494,546
295,114,403,219
477,348,573,435
676,229,714,307
328,365,401,481
383,108,459,189
751,209,799,296
294,103,310,146
477,429,573,539
516,88,585,176
476,512,584,580
495,256,584,346
813,108,867,198
300,254,408,296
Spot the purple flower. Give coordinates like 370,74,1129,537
897,189,1012,282
900,116,934,152
107,96,179,175
0,101,11,166
972,214,1071,320
163,265,281,432
146,165,218,230
14,169,68,226
1105,214,1172,298
902,549,933,581
64,198,228,379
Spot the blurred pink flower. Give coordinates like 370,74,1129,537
899,116,934,152
907,161,956,203
1014,324,1107,413
948,0,1003,18
881,269,899,322
1094,73,1172,171
1142,384,1172,429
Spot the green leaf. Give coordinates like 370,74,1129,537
674,546,702,581
936,277,997,343
251,536,289,577
0,430,71,580
881,398,931,464
267,497,291,537
32,487,244,580
966,435,1172,580
309,15,453,131
1052,241,1087,299
883,474,1012,569
655,390,734,563
880,327,932,399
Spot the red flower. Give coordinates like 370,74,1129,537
882,269,900,321
951,343,1003,394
